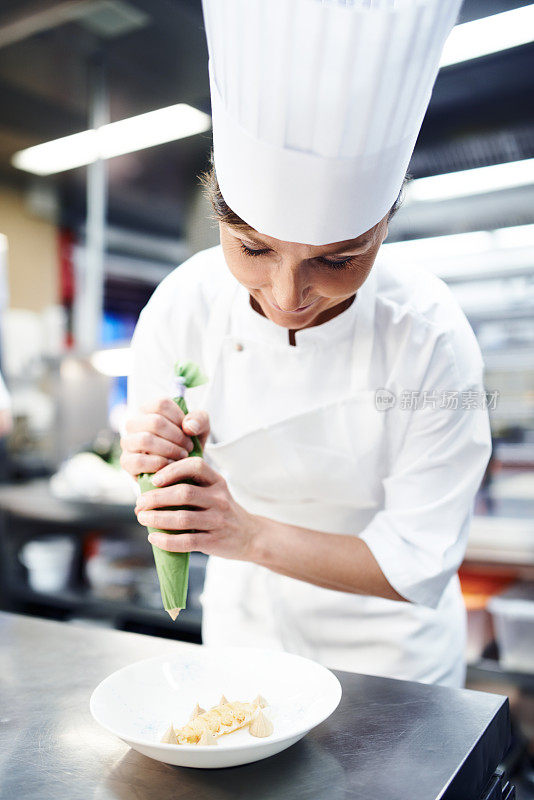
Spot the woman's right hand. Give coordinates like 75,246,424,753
120,397,210,479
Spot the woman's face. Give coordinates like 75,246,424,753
219,216,388,330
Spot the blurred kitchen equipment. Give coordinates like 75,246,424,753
19,536,75,593
85,537,207,612
50,451,135,504
460,570,513,663
488,582,534,673
1,306,111,473
85,538,154,602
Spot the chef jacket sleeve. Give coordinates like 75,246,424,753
359,331,492,609
127,263,208,417
123,308,172,495
128,305,176,417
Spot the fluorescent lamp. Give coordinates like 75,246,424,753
382,224,534,283
383,224,534,261
406,159,534,203
12,103,211,176
384,230,493,260
494,223,534,249
90,347,132,377
14,130,99,176
441,4,534,67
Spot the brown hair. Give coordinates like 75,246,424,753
200,154,410,234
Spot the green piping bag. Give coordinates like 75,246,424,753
138,361,207,620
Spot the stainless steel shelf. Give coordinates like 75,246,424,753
466,516,534,566
9,584,202,636
0,478,136,526
467,658,534,693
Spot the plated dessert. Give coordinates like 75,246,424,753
90,648,341,768
160,694,273,746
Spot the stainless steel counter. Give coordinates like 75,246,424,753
0,612,511,800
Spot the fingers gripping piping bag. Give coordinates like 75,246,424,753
138,362,207,620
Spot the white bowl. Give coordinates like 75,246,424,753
90,647,342,769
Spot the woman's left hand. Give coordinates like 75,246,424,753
135,457,260,561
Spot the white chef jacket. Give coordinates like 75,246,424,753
0,373,9,411
0,247,9,411
129,245,491,685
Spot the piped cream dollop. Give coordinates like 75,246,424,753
254,694,268,709
189,702,206,721
249,711,274,738
160,724,178,744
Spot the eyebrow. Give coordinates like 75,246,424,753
240,231,269,247
328,237,373,255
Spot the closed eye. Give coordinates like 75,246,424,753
240,240,355,269
317,256,356,269
240,242,271,257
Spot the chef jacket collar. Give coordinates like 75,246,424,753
232,282,359,349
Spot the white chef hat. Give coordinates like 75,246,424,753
202,0,461,245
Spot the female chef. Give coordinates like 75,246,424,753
122,0,491,687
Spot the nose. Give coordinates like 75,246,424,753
271,265,308,312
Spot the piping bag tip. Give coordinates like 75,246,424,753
167,608,182,621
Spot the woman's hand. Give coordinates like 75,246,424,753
134,457,260,562
120,397,210,479
133,434,403,601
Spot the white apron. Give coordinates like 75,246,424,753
199,271,466,687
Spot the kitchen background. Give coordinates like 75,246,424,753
0,0,533,793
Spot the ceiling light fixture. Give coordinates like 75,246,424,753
406,159,534,203
440,4,534,67
12,103,211,176
384,224,534,260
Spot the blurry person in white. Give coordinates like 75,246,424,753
0,237,11,439
122,0,491,687
0,372,12,438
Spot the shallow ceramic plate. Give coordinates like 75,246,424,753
90,647,342,769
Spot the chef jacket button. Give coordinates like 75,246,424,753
234,342,244,351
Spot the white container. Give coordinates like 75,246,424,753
488,582,534,673
465,608,494,664
19,537,75,594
